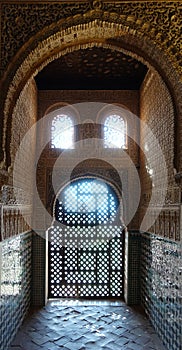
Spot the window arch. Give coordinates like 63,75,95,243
51,114,74,149
104,114,127,148
55,177,120,227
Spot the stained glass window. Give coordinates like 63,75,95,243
104,114,126,148
51,114,74,149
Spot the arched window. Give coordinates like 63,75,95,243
56,178,120,227
48,178,124,298
104,114,127,148
51,114,74,149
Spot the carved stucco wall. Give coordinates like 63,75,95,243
38,90,139,118
0,1,181,240
10,79,37,177
0,79,37,241
0,1,181,172
36,89,140,230
0,2,181,75
140,71,181,241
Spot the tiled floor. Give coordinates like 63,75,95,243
9,299,165,350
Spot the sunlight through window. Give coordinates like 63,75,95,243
104,114,126,148
51,114,74,149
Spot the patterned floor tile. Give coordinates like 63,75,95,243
8,299,165,350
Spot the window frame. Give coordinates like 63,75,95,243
103,112,127,149
50,113,75,150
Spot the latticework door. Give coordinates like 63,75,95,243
48,178,124,298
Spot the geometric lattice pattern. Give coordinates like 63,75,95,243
49,178,123,298
56,178,119,226
104,114,126,148
51,114,74,149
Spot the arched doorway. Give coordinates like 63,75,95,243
48,177,124,299
1,11,181,172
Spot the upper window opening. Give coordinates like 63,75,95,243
51,114,74,149
104,114,127,148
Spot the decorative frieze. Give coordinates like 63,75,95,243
0,185,30,205
0,204,32,241
140,207,180,241
141,187,181,207
0,185,32,241
0,2,181,74
0,3,181,170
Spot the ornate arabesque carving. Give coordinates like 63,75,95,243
0,185,30,205
1,28,147,169
0,205,31,241
139,69,181,241
0,185,32,241
0,2,181,74
0,2,181,242
1,22,180,165
140,207,180,241
0,3,181,171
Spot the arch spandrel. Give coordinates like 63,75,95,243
0,3,181,76
0,9,181,171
